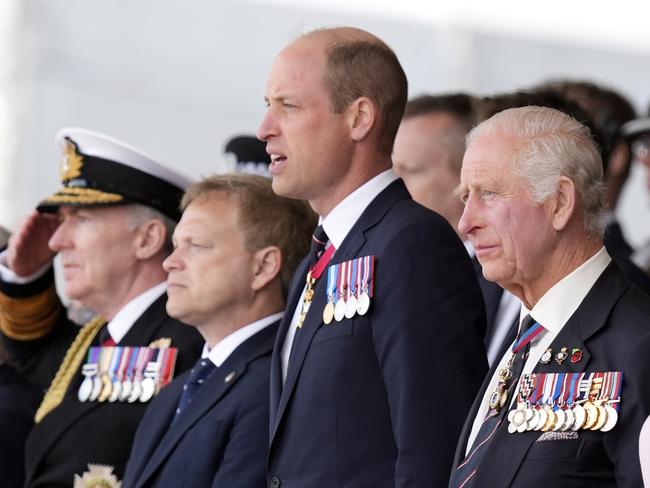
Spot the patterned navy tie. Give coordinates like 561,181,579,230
308,225,329,268
174,358,216,419
450,315,540,488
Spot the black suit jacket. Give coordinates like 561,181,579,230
0,271,203,488
267,180,488,487
0,364,42,488
451,262,650,487
122,321,278,488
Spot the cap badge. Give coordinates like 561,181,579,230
60,137,84,182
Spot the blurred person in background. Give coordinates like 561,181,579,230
393,93,514,366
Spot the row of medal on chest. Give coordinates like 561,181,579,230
78,345,178,404
321,256,375,324
506,371,622,434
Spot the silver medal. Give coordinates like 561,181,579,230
356,292,370,315
334,299,346,322
139,377,156,402
345,296,357,319
89,376,103,401
128,380,142,403
78,377,93,402
108,380,121,402
120,379,132,402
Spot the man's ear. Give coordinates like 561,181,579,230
550,176,576,231
347,97,376,143
133,219,167,260
251,246,282,291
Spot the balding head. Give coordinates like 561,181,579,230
291,27,408,155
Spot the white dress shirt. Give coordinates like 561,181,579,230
202,312,283,367
639,414,650,486
106,282,167,343
280,169,398,381
465,247,611,454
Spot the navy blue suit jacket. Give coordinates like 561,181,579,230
451,262,650,487
122,322,278,488
267,180,488,487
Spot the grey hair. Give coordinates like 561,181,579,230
127,204,176,254
467,106,605,235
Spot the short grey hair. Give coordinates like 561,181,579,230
127,204,176,254
467,106,605,235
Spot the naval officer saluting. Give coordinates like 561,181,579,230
0,128,202,487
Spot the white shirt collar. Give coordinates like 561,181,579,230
202,312,283,367
107,282,167,343
464,240,475,258
520,246,611,333
321,169,398,249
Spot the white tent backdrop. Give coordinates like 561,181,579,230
2,0,649,245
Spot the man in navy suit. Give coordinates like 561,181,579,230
122,174,314,488
449,106,650,488
257,27,487,487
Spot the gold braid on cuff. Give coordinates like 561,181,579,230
0,286,61,340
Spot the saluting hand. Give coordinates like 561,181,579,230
7,210,59,277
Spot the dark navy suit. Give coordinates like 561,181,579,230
122,322,278,488
267,180,488,487
451,262,650,487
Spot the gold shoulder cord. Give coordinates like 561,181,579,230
35,316,107,423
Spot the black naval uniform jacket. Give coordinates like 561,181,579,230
450,262,650,488
267,180,488,487
0,269,203,488
122,321,279,488
0,363,42,488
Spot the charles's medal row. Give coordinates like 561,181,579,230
78,345,178,404
323,255,375,324
507,371,622,434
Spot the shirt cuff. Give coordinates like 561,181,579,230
0,250,51,284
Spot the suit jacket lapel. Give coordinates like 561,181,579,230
269,257,309,430
136,323,277,488
271,180,410,445
471,262,630,487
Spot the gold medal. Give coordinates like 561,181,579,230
552,409,566,432
323,301,335,325
98,374,113,402
601,404,619,432
591,402,608,431
583,401,598,429
541,406,556,431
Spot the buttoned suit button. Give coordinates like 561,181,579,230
269,477,281,488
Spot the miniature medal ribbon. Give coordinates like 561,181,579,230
78,345,178,404
509,371,624,434
324,255,375,323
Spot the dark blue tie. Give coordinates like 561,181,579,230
174,358,216,419
450,315,538,488
308,225,328,268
